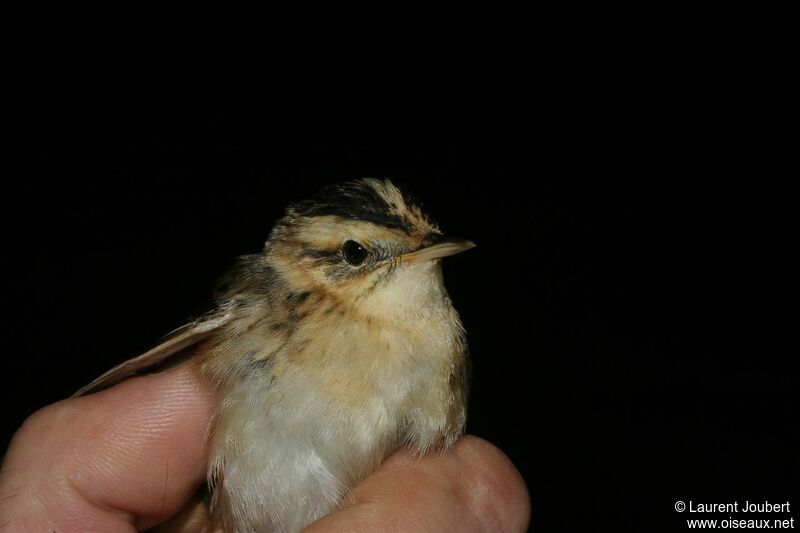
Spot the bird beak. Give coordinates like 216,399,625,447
399,236,476,264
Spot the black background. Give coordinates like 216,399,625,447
2,7,797,532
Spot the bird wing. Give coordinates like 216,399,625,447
74,254,267,397
72,311,233,397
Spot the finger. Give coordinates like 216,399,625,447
0,361,215,532
304,435,530,533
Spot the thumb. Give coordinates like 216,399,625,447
0,361,215,532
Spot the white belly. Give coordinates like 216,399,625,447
207,363,403,532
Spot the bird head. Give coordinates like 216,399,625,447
264,178,474,321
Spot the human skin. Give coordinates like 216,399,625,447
0,362,530,532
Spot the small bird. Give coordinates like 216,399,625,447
75,178,474,532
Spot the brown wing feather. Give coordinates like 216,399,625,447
73,312,232,397
73,254,268,398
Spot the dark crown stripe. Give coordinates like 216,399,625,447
287,180,415,230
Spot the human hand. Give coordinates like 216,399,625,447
0,363,530,532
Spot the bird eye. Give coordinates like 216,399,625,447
342,240,367,266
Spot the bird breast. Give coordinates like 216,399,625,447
205,266,465,531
